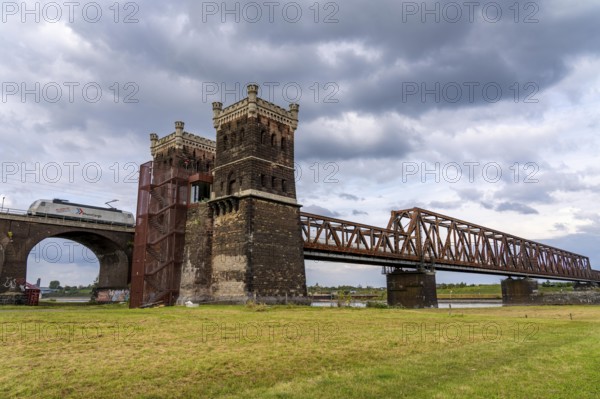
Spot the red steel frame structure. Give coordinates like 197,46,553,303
301,208,600,282
130,161,190,307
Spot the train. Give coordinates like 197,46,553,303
27,199,135,227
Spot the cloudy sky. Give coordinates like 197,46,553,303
1,0,599,288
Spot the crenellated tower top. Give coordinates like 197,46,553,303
212,84,299,131
150,121,216,158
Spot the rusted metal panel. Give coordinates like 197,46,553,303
130,162,191,308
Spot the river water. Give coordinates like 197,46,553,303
40,297,91,303
311,300,502,308
41,298,503,308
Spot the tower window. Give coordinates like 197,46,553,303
282,179,287,193
260,174,266,187
271,134,276,147
227,179,236,195
227,171,235,195
261,130,266,144
281,137,286,150
223,135,228,150
271,176,276,188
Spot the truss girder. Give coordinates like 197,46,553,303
300,207,599,281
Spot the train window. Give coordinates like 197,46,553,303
40,202,46,206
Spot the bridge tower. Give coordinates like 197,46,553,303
129,122,215,308
208,84,306,301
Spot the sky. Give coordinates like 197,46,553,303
1,0,599,288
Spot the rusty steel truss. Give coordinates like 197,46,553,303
300,208,600,282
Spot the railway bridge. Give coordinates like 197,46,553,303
0,211,134,294
5,85,599,308
301,208,600,306
129,85,600,308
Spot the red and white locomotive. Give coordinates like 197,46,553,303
27,199,135,227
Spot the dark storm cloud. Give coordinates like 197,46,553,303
53,0,600,125
295,114,423,160
352,209,368,216
171,0,600,117
492,167,594,205
572,211,600,236
480,201,494,210
301,204,341,217
495,201,538,215
4,0,597,169
340,193,360,201
429,200,462,210
454,188,485,202
553,223,568,232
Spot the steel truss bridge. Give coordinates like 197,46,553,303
301,208,600,283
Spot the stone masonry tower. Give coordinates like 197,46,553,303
208,84,306,301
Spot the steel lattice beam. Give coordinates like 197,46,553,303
300,208,600,282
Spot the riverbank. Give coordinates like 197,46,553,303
1,304,599,398
40,296,91,303
520,290,600,305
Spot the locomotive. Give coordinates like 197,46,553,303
27,199,135,227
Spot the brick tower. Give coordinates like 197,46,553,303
208,84,306,301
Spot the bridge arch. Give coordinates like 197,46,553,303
0,215,134,294
26,232,130,289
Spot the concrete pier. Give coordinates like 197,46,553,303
501,277,538,305
386,270,437,308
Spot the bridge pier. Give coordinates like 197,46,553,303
386,270,438,308
501,277,538,305
0,236,27,293
574,281,597,291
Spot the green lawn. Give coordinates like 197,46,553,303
1,304,599,398
437,284,502,295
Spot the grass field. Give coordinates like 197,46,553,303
1,304,599,398
435,283,580,299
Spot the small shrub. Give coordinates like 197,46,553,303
366,301,389,309
245,300,269,312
